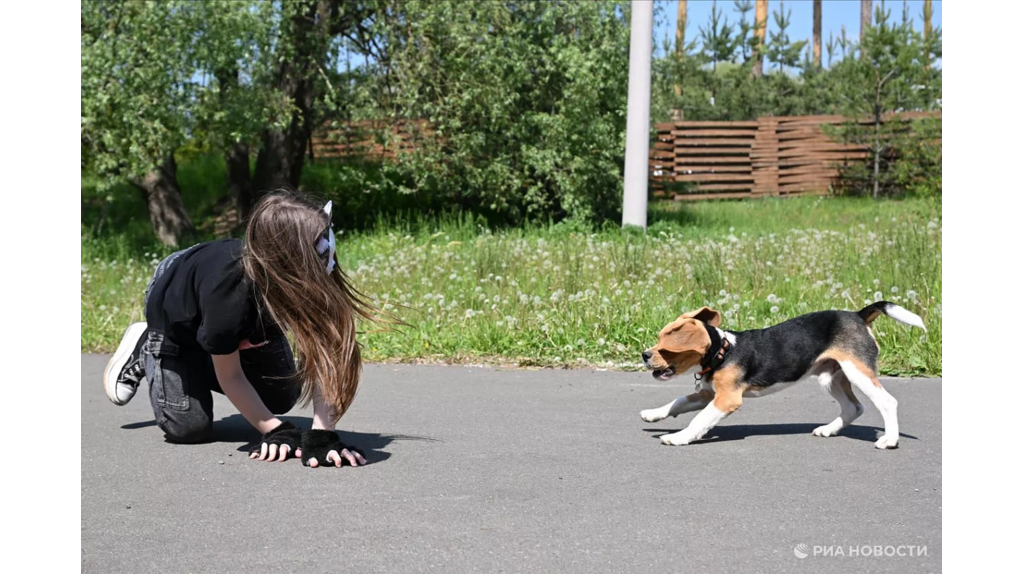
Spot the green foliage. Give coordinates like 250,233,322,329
81,1,346,193
829,117,942,198
732,0,761,64
82,0,943,237
81,1,200,184
698,1,738,72
369,0,632,224
187,2,287,150
81,2,288,190
653,0,940,125
764,1,807,72
825,5,941,197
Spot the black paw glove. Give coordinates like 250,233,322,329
249,421,302,458
300,429,364,467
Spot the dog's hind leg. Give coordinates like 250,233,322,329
837,360,899,449
812,369,865,438
641,390,713,423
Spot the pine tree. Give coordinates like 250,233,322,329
698,1,738,75
826,31,837,68
734,0,756,64
765,1,807,73
830,3,941,197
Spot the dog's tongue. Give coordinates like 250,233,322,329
653,368,674,381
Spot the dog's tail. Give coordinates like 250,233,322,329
858,301,926,332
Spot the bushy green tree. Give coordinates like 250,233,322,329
827,4,941,197
373,0,631,223
81,1,202,245
83,1,378,242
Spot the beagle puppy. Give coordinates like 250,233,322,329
639,302,926,449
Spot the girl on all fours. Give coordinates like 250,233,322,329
103,189,377,468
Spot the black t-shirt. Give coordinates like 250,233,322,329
145,239,283,355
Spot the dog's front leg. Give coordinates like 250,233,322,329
660,402,732,445
640,390,713,422
661,372,744,445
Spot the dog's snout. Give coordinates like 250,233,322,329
641,350,653,361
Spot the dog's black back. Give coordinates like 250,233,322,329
722,310,878,388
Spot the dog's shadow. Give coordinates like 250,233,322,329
643,423,919,444
121,415,439,465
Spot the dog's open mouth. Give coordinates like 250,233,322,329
652,367,675,381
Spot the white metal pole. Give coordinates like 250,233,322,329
622,0,653,229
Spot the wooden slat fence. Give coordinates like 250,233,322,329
311,112,940,200
310,119,432,160
651,111,941,200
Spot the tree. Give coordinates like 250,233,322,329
653,25,712,122
83,0,383,241
826,31,837,68
813,1,822,68
829,4,941,197
373,0,632,223
734,0,757,64
189,3,284,223
251,1,333,196
751,0,768,77
860,0,872,56
923,0,934,72
764,1,807,73
673,0,687,101
204,1,379,217
698,1,738,76
81,1,199,245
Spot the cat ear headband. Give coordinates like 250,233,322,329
315,201,337,274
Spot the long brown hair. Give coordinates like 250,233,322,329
242,189,379,423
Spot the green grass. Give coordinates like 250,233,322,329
82,194,941,376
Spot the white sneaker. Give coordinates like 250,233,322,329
103,322,148,405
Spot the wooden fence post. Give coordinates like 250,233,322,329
751,117,779,196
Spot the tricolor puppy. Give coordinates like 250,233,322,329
639,301,925,449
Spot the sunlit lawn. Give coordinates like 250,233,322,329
82,196,941,376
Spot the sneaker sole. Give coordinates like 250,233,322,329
103,322,148,405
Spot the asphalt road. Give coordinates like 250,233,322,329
81,354,941,573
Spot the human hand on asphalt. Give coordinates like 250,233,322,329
248,421,302,462
298,430,367,468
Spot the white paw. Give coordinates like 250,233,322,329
661,430,698,446
812,423,842,437
874,435,899,449
640,408,668,423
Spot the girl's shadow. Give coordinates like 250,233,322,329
122,414,439,465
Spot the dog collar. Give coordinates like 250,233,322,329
695,323,731,381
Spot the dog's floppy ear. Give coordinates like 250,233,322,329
681,306,722,327
659,319,711,355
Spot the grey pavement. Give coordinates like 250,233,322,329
81,355,941,573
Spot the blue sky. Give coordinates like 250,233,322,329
653,0,942,67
